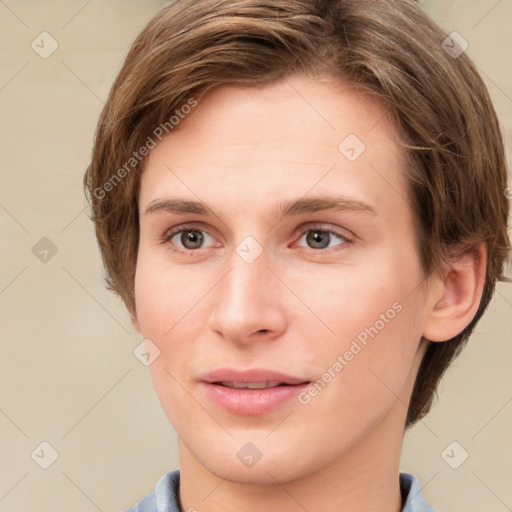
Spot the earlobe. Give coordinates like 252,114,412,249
422,243,487,342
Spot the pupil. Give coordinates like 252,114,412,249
181,230,203,249
306,231,330,249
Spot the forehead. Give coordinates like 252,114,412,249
140,75,408,219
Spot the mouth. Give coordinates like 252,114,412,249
200,369,310,415
212,381,297,390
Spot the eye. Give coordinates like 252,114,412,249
177,229,204,249
296,228,350,250
167,228,217,251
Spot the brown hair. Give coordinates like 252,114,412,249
84,0,510,427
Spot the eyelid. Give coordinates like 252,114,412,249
159,221,355,255
161,221,216,241
160,222,222,253
294,222,355,243
289,223,355,256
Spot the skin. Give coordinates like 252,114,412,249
131,75,485,512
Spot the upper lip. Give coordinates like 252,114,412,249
200,368,310,386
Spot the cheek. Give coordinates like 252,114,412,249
288,246,425,410
282,244,422,344
133,257,211,427
133,253,223,399
133,253,210,339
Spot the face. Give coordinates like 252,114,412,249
132,75,432,484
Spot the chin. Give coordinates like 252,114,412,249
183,431,329,486
205,455,309,486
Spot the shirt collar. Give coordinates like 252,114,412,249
151,470,436,512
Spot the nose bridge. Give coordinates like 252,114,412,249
208,248,286,341
222,251,271,317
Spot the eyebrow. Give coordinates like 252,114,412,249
145,198,211,216
277,196,376,218
144,195,376,218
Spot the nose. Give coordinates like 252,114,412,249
207,253,288,344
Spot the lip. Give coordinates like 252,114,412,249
200,368,310,416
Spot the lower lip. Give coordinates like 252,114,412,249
201,382,309,415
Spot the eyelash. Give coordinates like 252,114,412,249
293,224,353,254
160,223,216,257
161,223,354,256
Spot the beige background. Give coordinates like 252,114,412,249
0,1,510,511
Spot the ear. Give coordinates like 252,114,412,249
422,243,487,342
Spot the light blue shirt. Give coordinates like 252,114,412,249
125,471,437,511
